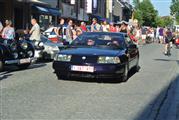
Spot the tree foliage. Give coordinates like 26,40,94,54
156,16,173,27
133,0,158,27
170,0,179,24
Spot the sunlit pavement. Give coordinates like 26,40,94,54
157,48,179,120
0,43,179,120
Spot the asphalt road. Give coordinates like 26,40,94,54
1,43,179,120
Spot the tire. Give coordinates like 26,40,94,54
56,73,69,80
121,63,129,82
17,63,30,70
134,56,140,72
0,60,4,72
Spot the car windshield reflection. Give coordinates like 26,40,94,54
71,33,126,50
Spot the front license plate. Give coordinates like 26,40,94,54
20,58,30,64
71,65,94,73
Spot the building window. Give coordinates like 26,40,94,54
80,0,84,8
62,0,71,4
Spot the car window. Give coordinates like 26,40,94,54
71,33,126,50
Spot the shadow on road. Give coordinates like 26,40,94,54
134,74,179,120
0,71,13,81
154,59,179,64
0,62,47,81
57,68,139,84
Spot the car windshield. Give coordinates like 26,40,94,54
71,33,126,50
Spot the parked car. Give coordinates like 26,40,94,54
0,38,35,71
43,26,67,43
32,35,63,60
53,32,140,82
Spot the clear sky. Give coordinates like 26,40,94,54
151,0,171,16
130,0,172,16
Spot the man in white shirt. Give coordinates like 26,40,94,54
29,19,40,41
91,18,101,32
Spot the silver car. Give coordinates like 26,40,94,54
34,35,63,60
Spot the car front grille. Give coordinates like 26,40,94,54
71,55,98,64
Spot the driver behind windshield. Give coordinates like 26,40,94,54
87,39,95,46
112,40,120,47
107,38,120,48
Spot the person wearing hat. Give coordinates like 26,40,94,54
91,18,101,32
119,21,128,33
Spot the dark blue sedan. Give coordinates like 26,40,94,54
53,32,139,82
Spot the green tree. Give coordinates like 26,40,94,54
155,16,165,27
133,0,158,27
133,9,143,25
163,16,174,26
170,0,179,24
155,16,173,27
133,0,140,9
139,0,158,26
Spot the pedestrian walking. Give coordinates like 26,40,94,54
101,20,109,32
2,20,15,40
141,27,147,43
23,30,30,40
66,19,73,43
159,27,164,44
135,26,142,45
156,26,160,42
164,28,172,55
76,28,83,36
80,22,87,32
29,18,40,41
119,21,128,33
72,29,77,40
91,18,101,32
109,22,116,32
54,18,65,38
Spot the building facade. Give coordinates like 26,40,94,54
0,0,60,30
0,0,133,30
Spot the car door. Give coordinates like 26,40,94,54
126,38,138,70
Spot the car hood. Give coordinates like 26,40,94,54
60,47,126,56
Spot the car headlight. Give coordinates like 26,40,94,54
10,44,17,51
98,56,121,64
21,42,28,49
27,51,34,57
54,54,72,62
12,52,18,59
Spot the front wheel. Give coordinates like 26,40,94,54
0,60,4,72
56,73,69,80
121,64,129,82
134,56,140,72
17,63,31,70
